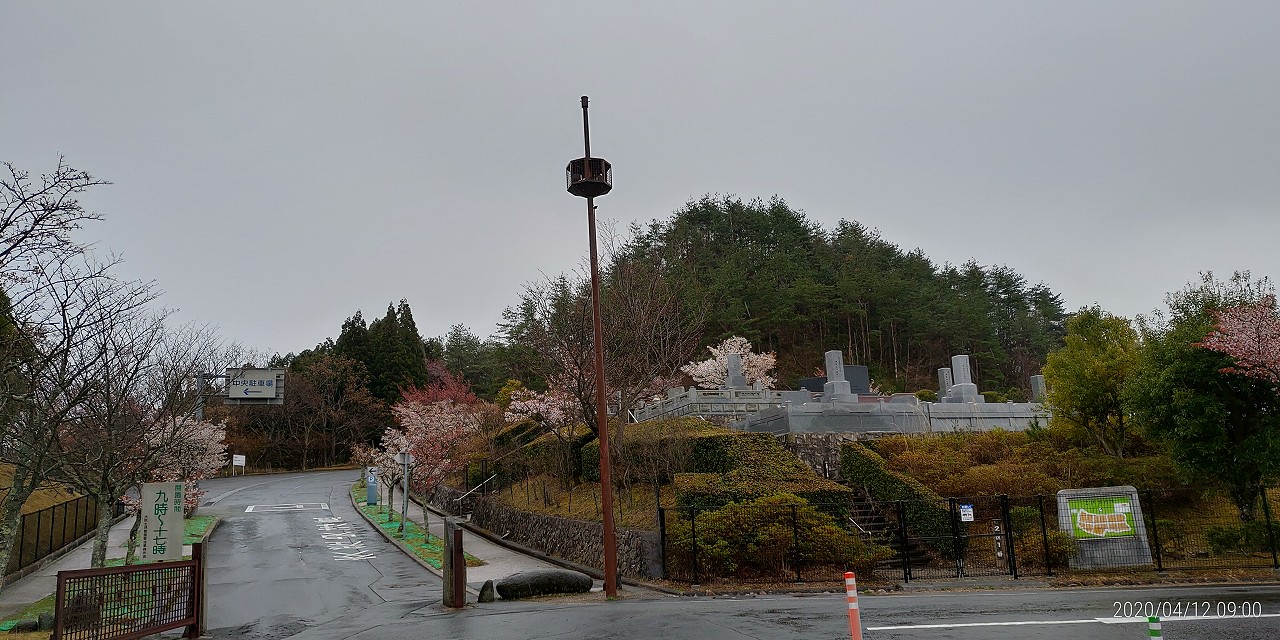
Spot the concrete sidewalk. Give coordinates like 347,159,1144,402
1,518,123,619
380,485,610,592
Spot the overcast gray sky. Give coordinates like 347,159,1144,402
4,2,1278,357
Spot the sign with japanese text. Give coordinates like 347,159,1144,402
139,482,185,561
227,368,284,400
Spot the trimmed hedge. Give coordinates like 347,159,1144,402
840,442,958,556
674,431,852,519
494,419,545,450
580,417,720,482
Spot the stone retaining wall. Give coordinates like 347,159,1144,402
424,484,663,579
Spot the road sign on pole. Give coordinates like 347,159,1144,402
224,368,286,405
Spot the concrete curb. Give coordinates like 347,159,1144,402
347,483,479,598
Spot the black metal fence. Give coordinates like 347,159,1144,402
873,490,1280,582
5,495,101,576
657,490,1280,584
53,542,206,640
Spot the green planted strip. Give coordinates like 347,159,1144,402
352,485,485,569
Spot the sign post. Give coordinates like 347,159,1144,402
231,454,246,476
366,467,378,506
139,482,185,562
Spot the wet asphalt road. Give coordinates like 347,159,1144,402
200,471,445,639
198,472,1280,639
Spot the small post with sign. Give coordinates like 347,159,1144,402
366,467,378,506
395,452,414,535
231,454,246,476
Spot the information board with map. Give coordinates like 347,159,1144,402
1056,485,1153,569
1067,495,1135,539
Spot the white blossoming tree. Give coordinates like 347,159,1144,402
680,336,777,389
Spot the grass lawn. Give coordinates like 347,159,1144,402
351,484,484,569
0,463,80,515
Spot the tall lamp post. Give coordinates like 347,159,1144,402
565,95,618,597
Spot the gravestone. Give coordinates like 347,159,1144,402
938,367,953,398
726,353,748,389
1030,375,1047,403
1056,486,1153,569
951,355,973,385
822,350,851,399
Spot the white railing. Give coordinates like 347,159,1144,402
632,388,786,422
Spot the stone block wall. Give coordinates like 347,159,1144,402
784,432,867,481
424,484,663,579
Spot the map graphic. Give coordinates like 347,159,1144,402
1068,495,1135,538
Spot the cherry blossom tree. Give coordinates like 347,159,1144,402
504,386,583,485
378,396,480,529
680,336,777,389
1197,293,1280,383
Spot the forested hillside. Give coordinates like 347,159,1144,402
227,195,1067,469
618,195,1066,395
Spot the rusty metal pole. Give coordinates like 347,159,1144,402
582,95,619,597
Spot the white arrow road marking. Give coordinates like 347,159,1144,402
333,550,376,561
244,503,329,512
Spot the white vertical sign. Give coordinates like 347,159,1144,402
139,482,185,561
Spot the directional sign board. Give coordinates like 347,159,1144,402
225,368,285,405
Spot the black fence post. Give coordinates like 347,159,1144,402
896,500,910,583
33,508,42,564
1000,495,1018,579
1037,495,1053,577
1260,487,1279,571
14,513,25,572
1146,490,1164,572
658,507,668,579
690,506,700,585
948,498,964,578
791,504,801,583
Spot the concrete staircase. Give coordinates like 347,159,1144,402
845,486,931,577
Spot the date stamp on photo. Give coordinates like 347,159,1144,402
1114,600,1265,619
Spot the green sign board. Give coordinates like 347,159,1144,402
1067,495,1135,539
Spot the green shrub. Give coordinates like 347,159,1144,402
1205,521,1272,556
663,493,893,581
914,389,938,402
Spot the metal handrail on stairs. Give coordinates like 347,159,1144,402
454,473,498,503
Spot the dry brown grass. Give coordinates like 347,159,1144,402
492,474,676,531
0,463,78,515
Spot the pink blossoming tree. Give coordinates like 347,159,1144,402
1197,293,1280,383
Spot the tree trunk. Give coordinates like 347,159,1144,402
90,496,114,568
124,510,143,564
0,467,38,596
1230,481,1262,522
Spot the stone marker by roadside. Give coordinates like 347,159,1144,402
496,569,593,600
